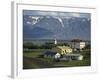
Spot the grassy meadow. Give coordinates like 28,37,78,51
23,49,91,69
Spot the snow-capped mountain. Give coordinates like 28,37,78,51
23,15,91,40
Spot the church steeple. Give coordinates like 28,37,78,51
54,38,57,44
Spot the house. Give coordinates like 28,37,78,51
71,39,86,50
60,54,83,61
52,46,73,55
44,51,61,59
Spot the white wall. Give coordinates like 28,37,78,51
0,0,100,80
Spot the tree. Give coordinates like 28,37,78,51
83,44,91,50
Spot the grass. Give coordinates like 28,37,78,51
23,49,91,69
23,50,44,57
54,59,90,67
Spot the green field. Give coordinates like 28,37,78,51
23,49,91,69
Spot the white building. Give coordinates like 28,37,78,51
71,42,85,50
54,53,61,59
60,54,83,61
71,39,86,50
80,42,86,49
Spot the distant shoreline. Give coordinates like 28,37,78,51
23,38,91,42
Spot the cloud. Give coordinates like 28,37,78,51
26,16,42,25
71,13,80,17
23,10,90,19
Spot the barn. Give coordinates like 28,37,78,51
60,54,83,61
44,51,61,59
52,46,73,55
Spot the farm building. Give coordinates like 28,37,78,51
52,46,73,55
60,54,83,61
71,39,86,50
44,51,61,59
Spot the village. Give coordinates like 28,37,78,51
43,39,86,61
23,39,91,69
